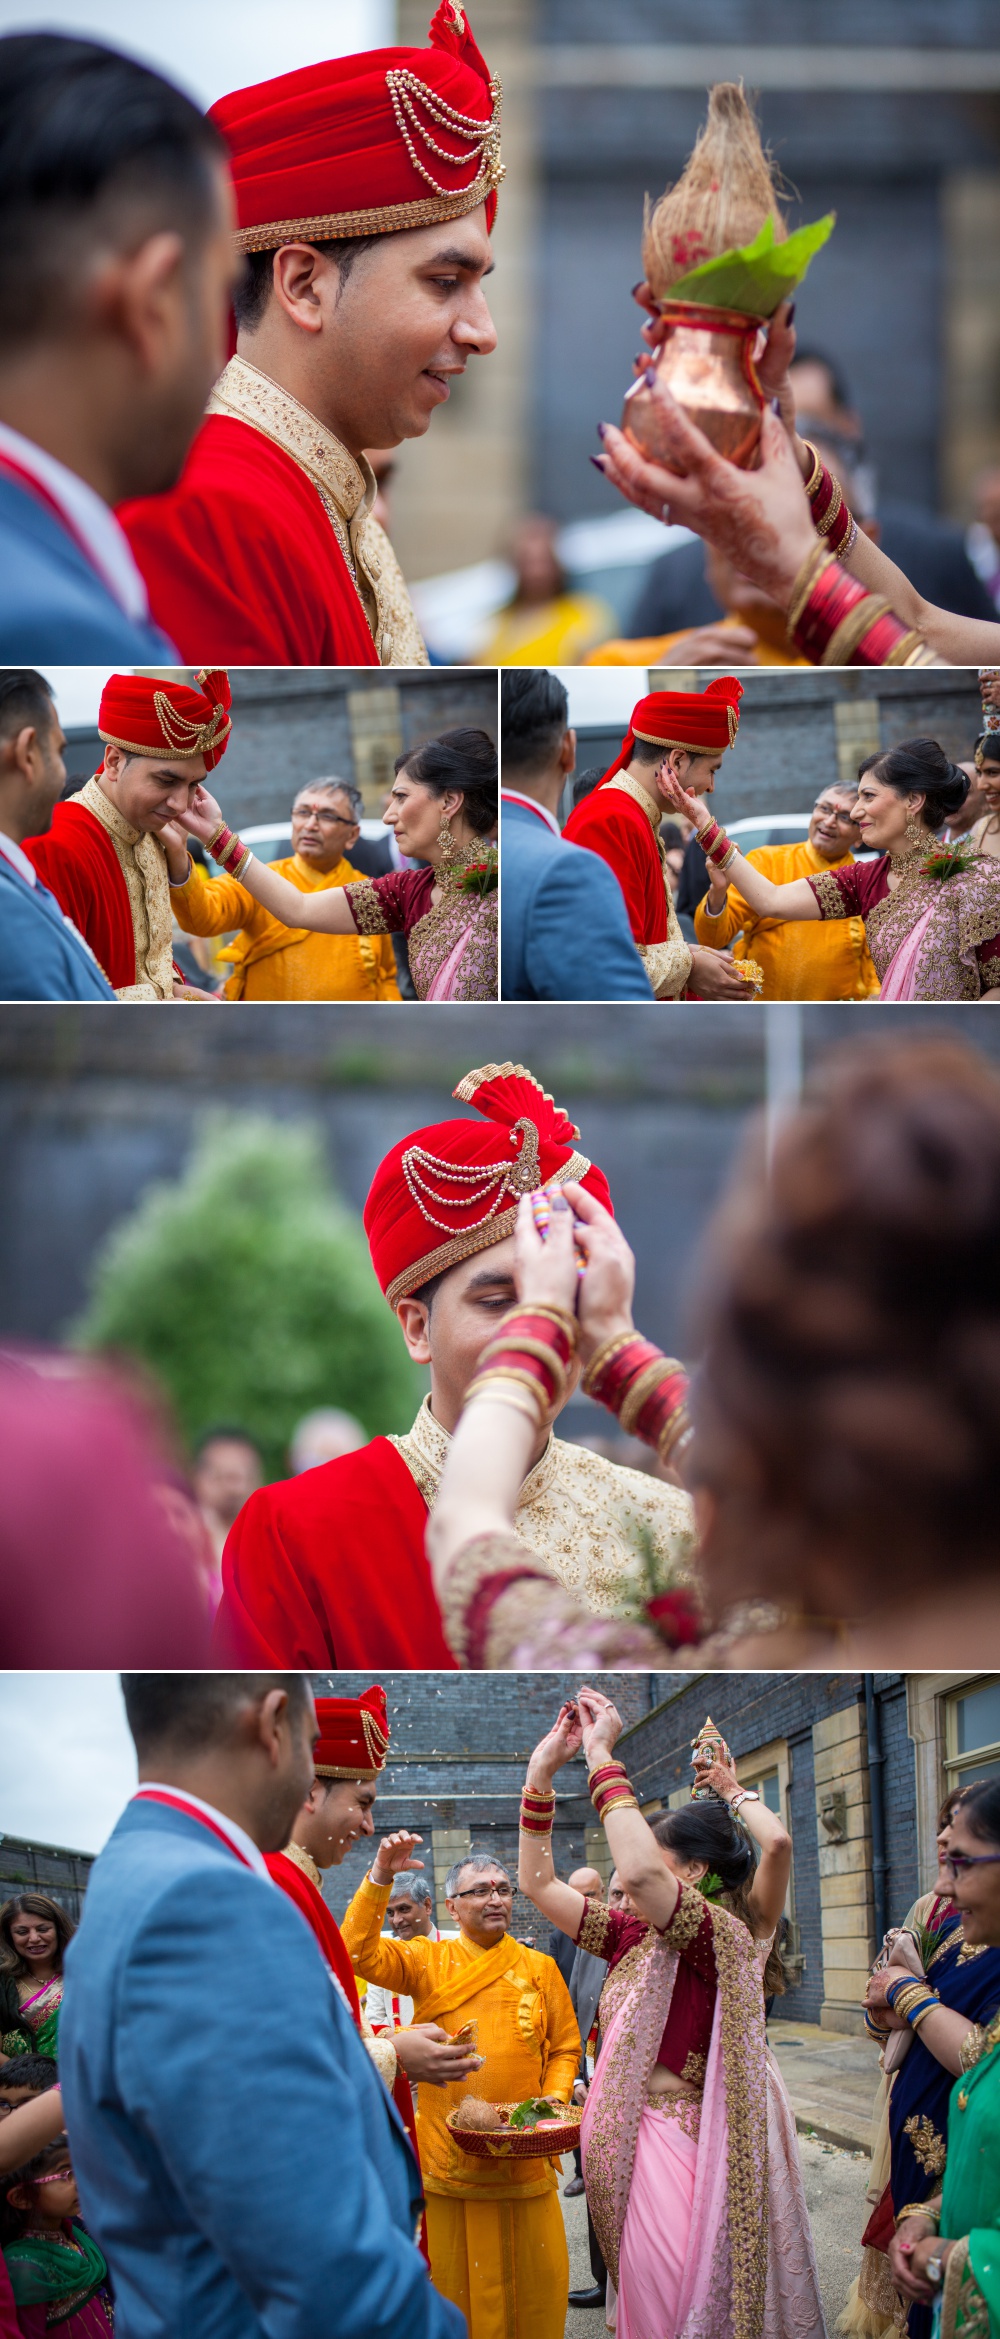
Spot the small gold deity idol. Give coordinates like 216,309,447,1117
690,1717,732,1796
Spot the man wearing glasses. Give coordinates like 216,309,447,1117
343,1829,580,2339
168,776,400,999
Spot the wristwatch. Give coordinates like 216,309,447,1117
730,1790,760,1813
924,2252,945,2289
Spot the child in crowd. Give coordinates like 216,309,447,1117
0,2066,59,2121
2,2138,113,2335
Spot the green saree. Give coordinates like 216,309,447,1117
936,2018,1000,2338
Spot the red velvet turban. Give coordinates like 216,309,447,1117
314,1687,389,1780
365,1063,613,1311
98,670,232,770
600,677,744,785
211,1,503,254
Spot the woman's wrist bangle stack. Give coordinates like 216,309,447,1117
589,1760,639,1819
787,544,922,668
464,1303,578,1434
696,816,737,876
801,438,859,562
583,1333,690,1469
885,1976,941,2030
208,820,253,881
520,1784,556,1836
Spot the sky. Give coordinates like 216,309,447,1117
1,1675,137,1855
556,668,645,732
0,2,394,108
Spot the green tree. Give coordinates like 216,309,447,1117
70,1113,421,1478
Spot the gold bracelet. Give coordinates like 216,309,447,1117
581,1331,636,1392
800,440,823,500
896,2204,939,2232
786,542,833,637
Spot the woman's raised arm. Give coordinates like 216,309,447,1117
517,1703,590,1940
178,786,359,935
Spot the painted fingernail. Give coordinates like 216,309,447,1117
770,397,781,414
589,454,607,472
644,367,658,388
786,302,796,324
631,280,644,296
550,1191,569,1212
597,421,608,438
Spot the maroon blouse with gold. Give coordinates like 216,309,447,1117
576,1884,716,2085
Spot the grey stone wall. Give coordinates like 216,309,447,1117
574,668,984,823
61,669,499,828
0,1835,95,1927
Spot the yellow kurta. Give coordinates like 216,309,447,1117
342,1876,579,2339
481,593,615,666
693,838,880,1000
586,620,812,667
171,851,401,1001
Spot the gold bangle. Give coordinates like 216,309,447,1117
786,542,833,637
896,2204,939,2232
581,1331,636,1392
821,595,892,667
800,440,823,500
495,1301,578,1340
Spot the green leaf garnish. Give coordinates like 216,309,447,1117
666,213,835,319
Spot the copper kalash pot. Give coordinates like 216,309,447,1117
622,300,766,471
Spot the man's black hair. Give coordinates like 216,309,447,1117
0,670,55,743
120,1673,311,1757
192,1424,263,1461
0,2055,59,2095
788,345,854,413
234,234,381,334
500,670,570,776
0,33,225,344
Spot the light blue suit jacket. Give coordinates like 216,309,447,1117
0,852,115,1000
0,472,177,660
59,1798,465,2339
500,796,653,1000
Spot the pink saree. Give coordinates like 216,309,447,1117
580,1891,824,2339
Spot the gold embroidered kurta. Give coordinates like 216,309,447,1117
277,1841,398,2089
391,1394,697,1616
71,776,174,1001
207,358,428,667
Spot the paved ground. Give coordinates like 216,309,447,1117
768,2021,883,2153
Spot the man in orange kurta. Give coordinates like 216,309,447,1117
693,781,880,999
170,777,400,999
343,1835,580,2339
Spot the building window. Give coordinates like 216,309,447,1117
944,1677,1000,1792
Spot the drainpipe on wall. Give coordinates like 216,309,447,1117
865,1676,889,1949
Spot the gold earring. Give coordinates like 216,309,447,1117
437,814,456,856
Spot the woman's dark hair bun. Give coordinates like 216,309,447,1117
860,736,969,829
396,727,497,838
650,1798,755,1892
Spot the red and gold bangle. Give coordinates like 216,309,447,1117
697,823,737,875
465,1305,578,1429
787,547,923,668
802,440,859,562
208,820,253,881
520,1784,556,1836
584,1333,691,1469
589,1760,638,1819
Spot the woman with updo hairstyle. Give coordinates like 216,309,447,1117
518,1690,824,2339
664,731,1000,998
182,726,498,1000
687,1031,1000,1669
969,732,1000,864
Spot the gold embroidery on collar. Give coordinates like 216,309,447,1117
390,1395,696,1614
72,777,173,1000
601,778,692,991
206,358,428,667
282,1839,323,1891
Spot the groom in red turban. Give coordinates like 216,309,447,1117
563,677,749,1000
25,669,231,999
215,1064,694,1667
119,4,502,666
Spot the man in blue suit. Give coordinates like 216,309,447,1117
500,670,654,1000
0,668,114,998
0,34,240,660
59,1673,464,2339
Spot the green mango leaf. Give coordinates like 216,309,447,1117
666,212,835,319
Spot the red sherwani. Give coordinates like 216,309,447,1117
563,785,667,945
213,1439,457,1669
25,801,138,988
119,417,381,667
